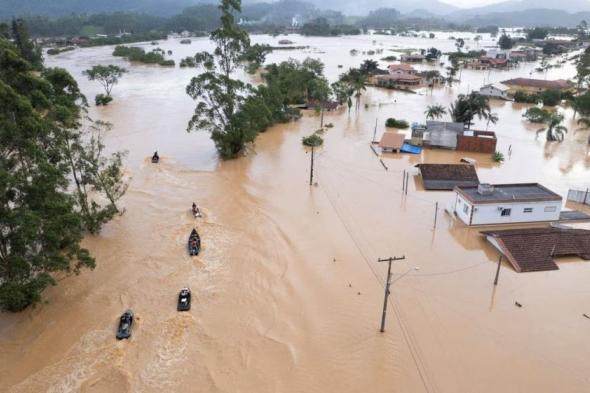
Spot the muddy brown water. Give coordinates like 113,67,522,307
1,33,590,392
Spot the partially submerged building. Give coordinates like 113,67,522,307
478,83,509,100
454,183,563,226
482,227,590,272
415,164,479,190
501,78,574,95
411,121,497,154
375,64,422,87
379,132,405,152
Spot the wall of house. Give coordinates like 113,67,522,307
455,194,473,224
456,133,497,154
455,198,562,225
479,87,507,98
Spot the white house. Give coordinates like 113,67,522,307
454,183,562,226
478,83,509,100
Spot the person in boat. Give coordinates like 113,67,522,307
152,151,159,161
192,202,201,217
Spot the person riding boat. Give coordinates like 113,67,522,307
152,151,159,163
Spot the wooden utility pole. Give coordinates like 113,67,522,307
433,202,439,229
373,118,378,142
309,145,315,186
378,255,406,332
493,256,502,286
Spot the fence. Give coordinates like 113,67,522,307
567,188,590,206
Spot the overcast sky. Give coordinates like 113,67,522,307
440,0,505,7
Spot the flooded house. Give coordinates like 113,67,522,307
374,63,423,87
501,78,575,95
400,54,425,62
411,121,497,153
453,183,563,226
379,132,405,152
478,83,510,100
415,164,479,190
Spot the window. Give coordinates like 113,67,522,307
501,208,511,216
544,206,557,213
463,205,469,214
524,208,533,213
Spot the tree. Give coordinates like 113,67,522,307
575,47,590,89
10,18,42,69
523,107,551,123
498,33,513,50
455,38,465,53
83,64,127,103
450,92,492,129
332,81,354,115
486,112,499,131
424,104,446,120
0,39,94,311
186,0,254,159
339,68,367,112
536,112,568,142
359,59,379,75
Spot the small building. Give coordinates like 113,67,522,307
501,78,574,94
401,54,425,63
415,164,479,190
454,183,563,226
379,132,405,152
388,63,417,75
456,130,497,154
479,57,509,68
482,228,590,272
478,83,509,100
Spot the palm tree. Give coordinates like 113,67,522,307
450,92,491,129
486,112,499,131
536,112,568,142
340,68,367,112
425,104,446,120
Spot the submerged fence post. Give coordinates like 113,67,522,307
433,202,439,230
494,256,502,286
405,172,409,195
402,170,406,191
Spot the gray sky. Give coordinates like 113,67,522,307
441,0,504,7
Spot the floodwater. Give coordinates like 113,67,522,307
1,33,590,393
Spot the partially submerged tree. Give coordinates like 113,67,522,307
536,112,568,142
425,104,446,120
450,92,492,129
83,64,127,105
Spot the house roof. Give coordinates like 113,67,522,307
388,63,415,72
455,183,562,204
379,132,405,150
501,78,573,90
481,83,509,92
482,227,590,272
415,164,479,190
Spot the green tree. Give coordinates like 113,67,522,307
0,39,94,311
83,64,127,102
186,0,253,159
455,38,465,52
498,33,514,50
359,59,379,75
331,81,354,115
339,68,367,112
523,107,551,123
10,18,42,69
536,112,568,142
450,92,492,129
424,104,446,120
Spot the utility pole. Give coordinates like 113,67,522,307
373,118,378,143
378,255,406,332
309,145,315,186
493,255,502,286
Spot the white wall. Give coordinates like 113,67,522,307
455,197,562,225
479,86,507,99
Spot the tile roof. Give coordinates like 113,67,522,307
379,132,405,150
501,78,573,90
482,227,590,272
455,183,562,204
388,63,416,72
415,164,479,190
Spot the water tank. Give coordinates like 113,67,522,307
477,183,495,196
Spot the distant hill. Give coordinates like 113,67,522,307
451,9,590,28
309,0,456,16
450,0,590,17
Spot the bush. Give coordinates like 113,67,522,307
492,151,504,163
302,133,323,146
385,118,409,129
180,57,196,68
523,107,550,123
514,91,539,104
540,89,561,106
95,94,113,106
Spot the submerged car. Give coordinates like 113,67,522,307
116,309,134,340
177,287,191,311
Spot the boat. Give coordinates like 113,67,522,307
116,309,134,340
188,228,201,256
192,203,202,218
177,287,191,311
151,151,159,164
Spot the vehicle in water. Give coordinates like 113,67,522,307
192,202,202,218
116,309,134,340
177,287,191,311
188,228,201,256
151,151,159,163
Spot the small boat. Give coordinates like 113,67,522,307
192,203,202,218
188,228,201,256
116,309,134,340
151,151,159,164
177,287,191,311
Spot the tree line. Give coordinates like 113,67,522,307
0,22,128,311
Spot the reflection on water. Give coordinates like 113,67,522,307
1,33,589,393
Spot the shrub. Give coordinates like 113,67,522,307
95,94,113,106
302,133,323,146
492,151,504,162
523,107,550,123
514,91,539,104
540,89,561,106
385,118,409,129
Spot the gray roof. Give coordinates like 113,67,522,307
425,121,465,149
415,164,479,190
456,183,562,204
